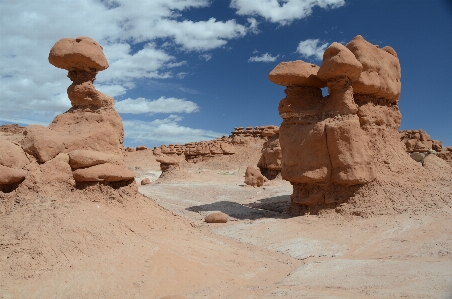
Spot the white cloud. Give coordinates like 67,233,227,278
247,17,260,34
248,53,279,62
0,0,255,128
296,39,329,60
115,97,199,114
199,54,212,61
231,0,345,25
123,117,225,145
176,72,189,79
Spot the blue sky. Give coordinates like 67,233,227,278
1,0,451,147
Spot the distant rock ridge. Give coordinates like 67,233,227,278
144,125,278,177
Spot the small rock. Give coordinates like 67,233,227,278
205,212,228,223
141,178,151,185
244,166,266,187
410,152,425,162
136,145,147,151
0,165,27,185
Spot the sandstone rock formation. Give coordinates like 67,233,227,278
0,36,134,193
399,129,451,165
269,35,409,210
400,129,440,153
231,125,279,144
257,133,282,179
244,166,266,187
48,36,124,156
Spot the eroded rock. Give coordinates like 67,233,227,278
21,125,64,163
244,166,266,187
205,212,229,223
0,141,29,169
68,149,122,169
72,163,135,182
0,165,27,185
269,35,405,209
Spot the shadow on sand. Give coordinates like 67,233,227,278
186,195,293,220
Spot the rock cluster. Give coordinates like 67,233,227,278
400,130,442,153
269,35,406,208
399,129,451,165
0,36,134,191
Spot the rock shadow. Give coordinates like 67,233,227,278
186,195,293,220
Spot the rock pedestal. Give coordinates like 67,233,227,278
1,36,135,193
269,35,403,210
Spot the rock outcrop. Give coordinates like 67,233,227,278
399,129,451,165
231,125,279,144
48,36,124,156
0,36,134,193
244,166,266,187
257,133,282,179
269,35,409,210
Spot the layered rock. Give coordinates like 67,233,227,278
48,36,124,156
153,138,236,164
231,125,279,144
47,36,130,182
269,35,407,210
0,36,134,192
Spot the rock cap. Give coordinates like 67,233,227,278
268,60,326,88
49,36,108,72
317,42,362,82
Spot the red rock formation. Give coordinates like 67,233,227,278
269,35,408,210
1,36,134,192
244,166,266,187
257,133,282,179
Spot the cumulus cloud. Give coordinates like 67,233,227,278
0,0,255,128
230,0,345,25
248,53,279,62
123,117,225,146
115,97,199,114
296,39,329,60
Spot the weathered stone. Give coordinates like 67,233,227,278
244,166,266,187
346,35,401,103
268,60,326,88
317,42,362,82
205,212,228,223
0,165,27,185
48,36,108,72
141,178,151,185
0,141,29,169
21,125,64,163
68,149,123,169
72,163,135,182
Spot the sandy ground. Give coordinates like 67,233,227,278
1,146,451,299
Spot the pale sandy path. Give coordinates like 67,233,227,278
138,162,452,299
